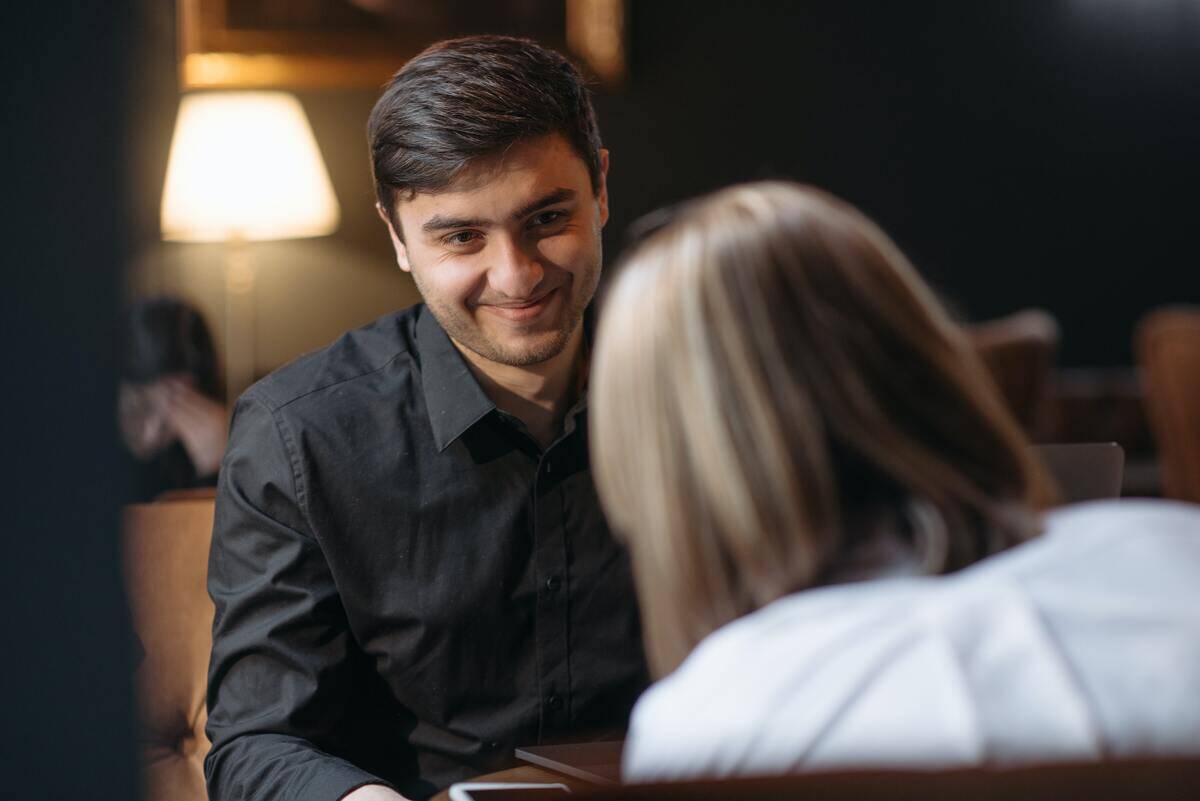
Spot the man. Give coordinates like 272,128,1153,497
205,36,648,801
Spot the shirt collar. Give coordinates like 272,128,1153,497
415,306,496,453
415,302,596,453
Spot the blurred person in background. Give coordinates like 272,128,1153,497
119,296,227,502
590,182,1200,781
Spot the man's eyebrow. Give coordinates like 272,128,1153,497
419,188,577,235
512,188,576,220
421,214,492,234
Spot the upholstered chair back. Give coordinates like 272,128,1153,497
121,499,215,801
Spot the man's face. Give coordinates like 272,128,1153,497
383,134,609,367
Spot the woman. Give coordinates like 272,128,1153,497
590,183,1200,780
119,296,228,502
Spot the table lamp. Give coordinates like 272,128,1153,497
160,91,339,407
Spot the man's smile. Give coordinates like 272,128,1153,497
476,286,562,323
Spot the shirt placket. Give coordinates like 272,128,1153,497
532,436,574,740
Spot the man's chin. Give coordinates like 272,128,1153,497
427,298,584,368
472,329,574,367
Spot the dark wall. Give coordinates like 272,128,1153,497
0,3,139,800
596,1,1200,366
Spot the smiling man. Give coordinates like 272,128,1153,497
205,37,648,801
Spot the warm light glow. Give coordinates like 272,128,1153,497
567,0,627,86
161,91,340,242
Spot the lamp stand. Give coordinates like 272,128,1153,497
224,237,257,410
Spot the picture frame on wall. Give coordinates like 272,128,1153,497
178,0,627,90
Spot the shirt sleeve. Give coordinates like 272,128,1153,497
204,394,395,801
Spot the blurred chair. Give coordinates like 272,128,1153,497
1137,307,1200,503
968,309,1060,436
1032,442,1125,505
1042,368,1160,497
121,498,215,801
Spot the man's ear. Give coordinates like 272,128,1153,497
596,148,610,228
376,202,412,273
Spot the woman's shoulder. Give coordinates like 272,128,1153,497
962,498,1200,591
624,578,940,780
1042,498,1200,538
624,500,1200,781
636,499,1200,695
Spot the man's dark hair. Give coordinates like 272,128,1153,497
368,35,602,230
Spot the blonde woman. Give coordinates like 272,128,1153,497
590,182,1200,780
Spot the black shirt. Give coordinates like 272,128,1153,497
205,305,648,801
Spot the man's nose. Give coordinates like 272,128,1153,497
487,236,544,299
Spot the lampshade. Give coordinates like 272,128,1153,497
161,91,340,242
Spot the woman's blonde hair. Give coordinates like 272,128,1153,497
591,182,1054,677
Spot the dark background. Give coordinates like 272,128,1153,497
595,1,1200,366
1,3,139,801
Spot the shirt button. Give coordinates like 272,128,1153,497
545,575,562,593
547,694,563,711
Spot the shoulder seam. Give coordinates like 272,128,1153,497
273,347,413,412
242,390,318,539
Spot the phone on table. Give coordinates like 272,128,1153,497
448,782,572,801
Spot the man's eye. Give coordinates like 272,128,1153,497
530,210,565,227
444,231,479,246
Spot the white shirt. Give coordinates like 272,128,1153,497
623,500,1200,781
